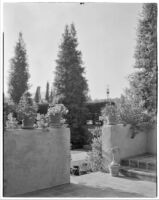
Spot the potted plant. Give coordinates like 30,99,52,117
47,103,68,128
36,113,49,129
102,104,117,125
6,113,18,129
17,92,37,129
108,146,120,177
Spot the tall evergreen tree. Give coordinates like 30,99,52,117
45,82,50,102
54,24,88,144
129,3,157,120
49,89,53,104
49,87,55,104
8,32,30,104
49,87,58,104
34,86,41,103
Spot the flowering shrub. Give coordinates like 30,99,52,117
6,113,18,129
17,92,37,120
117,92,153,138
36,114,49,129
47,104,68,116
87,127,107,172
87,134,103,172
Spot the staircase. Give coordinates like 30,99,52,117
120,153,157,182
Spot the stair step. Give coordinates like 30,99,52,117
120,156,157,171
120,166,157,182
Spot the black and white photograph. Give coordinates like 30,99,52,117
2,0,158,198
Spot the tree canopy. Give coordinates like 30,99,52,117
117,3,157,136
129,3,157,119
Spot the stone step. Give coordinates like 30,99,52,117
120,154,157,171
120,166,157,182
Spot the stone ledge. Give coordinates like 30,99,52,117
120,167,157,182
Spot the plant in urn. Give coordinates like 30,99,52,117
47,104,68,128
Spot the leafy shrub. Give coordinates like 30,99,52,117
87,136,103,172
71,127,84,149
4,101,17,118
37,103,49,114
86,127,107,172
47,104,68,116
17,92,37,120
71,126,93,149
117,90,153,138
3,101,18,128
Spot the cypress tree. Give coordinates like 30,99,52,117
8,32,30,104
54,24,88,145
34,86,41,104
49,88,53,104
45,82,50,102
129,3,157,120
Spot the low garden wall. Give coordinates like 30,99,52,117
146,125,157,154
102,124,157,168
102,124,147,167
4,127,70,196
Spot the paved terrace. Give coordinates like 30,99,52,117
11,150,157,198
15,172,156,198
71,149,89,166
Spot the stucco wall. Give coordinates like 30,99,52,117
146,125,157,154
4,127,70,196
102,124,147,166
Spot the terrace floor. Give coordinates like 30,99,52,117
71,149,89,166
16,172,157,198
13,150,157,198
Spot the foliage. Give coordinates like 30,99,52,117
6,113,18,129
82,126,93,145
4,99,18,128
45,82,50,102
36,114,49,129
88,126,102,138
49,89,54,104
71,126,93,148
37,103,49,114
117,90,153,138
34,86,41,103
4,101,17,117
129,3,157,120
86,128,106,172
49,88,58,104
8,32,30,104
116,4,157,137
53,23,88,144
47,104,68,116
88,137,103,172
54,23,88,124
49,90,53,103
17,92,37,120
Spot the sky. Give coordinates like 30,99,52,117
3,2,142,100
